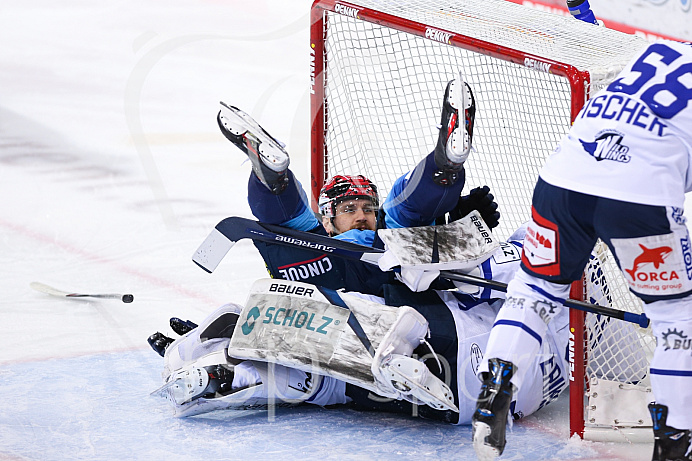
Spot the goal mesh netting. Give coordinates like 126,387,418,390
310,0,652,440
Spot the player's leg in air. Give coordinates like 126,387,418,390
216,102,320,232
382,73,476,229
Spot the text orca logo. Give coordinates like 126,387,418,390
662,328,691,351
581,131,631,163
625,244,673,281
241,306,261,335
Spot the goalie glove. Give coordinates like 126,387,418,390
449,185,500,229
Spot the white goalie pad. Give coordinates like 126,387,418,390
377,211,499,271
154,303,320,417
228,279,458,412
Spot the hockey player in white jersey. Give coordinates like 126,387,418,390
472,39,692,461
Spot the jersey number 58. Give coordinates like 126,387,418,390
607,43,692,119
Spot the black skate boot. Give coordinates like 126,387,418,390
649,403,692,461
170,317,198,336
472,358,516,461
217,102,290,194
433,75,476,186
147,332,174,357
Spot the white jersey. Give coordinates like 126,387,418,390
539,39,692,208
437,291,569,425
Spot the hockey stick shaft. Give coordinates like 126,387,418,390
30,282,134,303
434,271,649,328
194,217,649,328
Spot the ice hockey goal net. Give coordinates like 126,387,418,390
309,0,653,441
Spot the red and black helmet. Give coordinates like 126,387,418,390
318,175,379,219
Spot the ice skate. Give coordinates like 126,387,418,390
217,102,290,194
433,74,476,185
153,364,236,405
379,354,458,412
472,358,516,461
649,403,692,461
368,304,458,412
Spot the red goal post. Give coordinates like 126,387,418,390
309,0,652,441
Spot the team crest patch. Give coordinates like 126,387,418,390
611,233,692,296
580,130,631,163
522,207,560,276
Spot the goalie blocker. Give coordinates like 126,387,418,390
154,279,457,417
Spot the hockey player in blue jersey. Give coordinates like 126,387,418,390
215,74,500,298
472,40,692,461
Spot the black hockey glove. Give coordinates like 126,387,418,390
170,317,198,336
449,185,500,229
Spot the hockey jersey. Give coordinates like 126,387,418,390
539,40,692,208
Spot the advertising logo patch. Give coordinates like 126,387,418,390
241,306,261,335
624,244,674,281
580,130,631,163
662,328,691,352
612,233,692,296
522,207,560,276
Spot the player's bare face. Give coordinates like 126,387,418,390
331,197,377,234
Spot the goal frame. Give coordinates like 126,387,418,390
309,0,649,441
309,0,589,207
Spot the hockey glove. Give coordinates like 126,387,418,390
170,317,198,336
449,185,500,229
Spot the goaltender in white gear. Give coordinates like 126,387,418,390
156,279,457,416
153,225,588,425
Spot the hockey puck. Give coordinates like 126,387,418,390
122,294,134,303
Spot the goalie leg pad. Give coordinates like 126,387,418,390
228,279,458,412
153,302,323,417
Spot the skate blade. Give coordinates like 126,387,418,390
218,102,289,172
150,377,181,399
473,422,500,461
386,363,458,412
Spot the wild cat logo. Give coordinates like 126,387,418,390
662,328,691,352
580,131,631,163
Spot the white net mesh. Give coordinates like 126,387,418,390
314,0,652,435
323,14,573,240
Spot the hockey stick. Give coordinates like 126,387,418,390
30,282,134,303
193,217,649,328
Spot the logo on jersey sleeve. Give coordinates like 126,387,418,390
580,130,631,163
522,207,560,276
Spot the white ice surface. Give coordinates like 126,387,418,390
0,1,664,460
